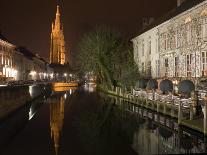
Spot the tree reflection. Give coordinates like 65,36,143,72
73,94,140,155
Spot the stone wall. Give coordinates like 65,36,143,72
0,84,51,120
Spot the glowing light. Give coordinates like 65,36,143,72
64,93,67,99
30,71,37,76
50,73,54,79
64,73,67,77
29,85,35,97
29,108,35,120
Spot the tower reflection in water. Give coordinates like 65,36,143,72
48,88,75,155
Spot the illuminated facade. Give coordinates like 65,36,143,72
50,95,65,155
50,5,66,65
132,0,207,82
0,34,18,81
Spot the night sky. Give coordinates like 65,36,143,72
0,0,176,65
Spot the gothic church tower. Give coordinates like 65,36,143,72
50,5,66,65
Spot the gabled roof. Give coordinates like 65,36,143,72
0,33,10,43
135,0,205,37
16,46,36,60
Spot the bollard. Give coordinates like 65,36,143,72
115,87,118,95
178,100,183,125
171,106,174,117
164,103,166,114
157,102,159,113
204,99,207,135
190,104,194,120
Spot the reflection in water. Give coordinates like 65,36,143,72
121,98,207,154
49,94,65,155
83,83,96,92
2,87,207,155
52,86,77,92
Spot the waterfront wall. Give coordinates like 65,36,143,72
0,84,51,120
99,86,207,135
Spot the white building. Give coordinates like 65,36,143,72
132,0,207,83
132,27,160,78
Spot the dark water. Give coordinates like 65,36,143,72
0,85,207,155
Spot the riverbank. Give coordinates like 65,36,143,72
98,86,207,135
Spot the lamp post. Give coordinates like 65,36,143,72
69,74,72,82
173,79,178,94
64,73,67,82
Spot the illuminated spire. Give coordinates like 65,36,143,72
50,4,66,65
54,5,61,30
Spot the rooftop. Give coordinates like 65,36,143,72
0,33,10,43
135,0,205,37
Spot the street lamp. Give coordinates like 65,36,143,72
173,79,178,94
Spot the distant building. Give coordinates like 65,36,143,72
50,5,66,65
16,47,53,81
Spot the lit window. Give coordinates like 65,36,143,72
186,54,192,77
202,51,207,76
174,57,179,77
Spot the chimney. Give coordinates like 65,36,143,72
142,17,154,30
177,0,186,7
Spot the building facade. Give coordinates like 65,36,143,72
50,5,66,65
0,34,18,82
0,33,54,83
132,0,207,84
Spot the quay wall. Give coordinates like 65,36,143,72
0,84,51,120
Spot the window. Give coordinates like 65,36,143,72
164,34,167,50
174,57,179,77
186,54,192,77
202,17,207,41
202,51,207,76
149,40,151,55
176,29,181,48
148,61,151,76
171,33,176,49
142,62,145,73
1,54,3,65
142,43,144,56
186,23,192,44
165,58,168,67
156,60,160,77
164,58,168,77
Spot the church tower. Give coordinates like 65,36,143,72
50,5,66,65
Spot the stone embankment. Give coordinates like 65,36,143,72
100,86,207,135
0,84,51,120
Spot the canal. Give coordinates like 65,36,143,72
0,85,207,155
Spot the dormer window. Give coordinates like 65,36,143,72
185,16,192,24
